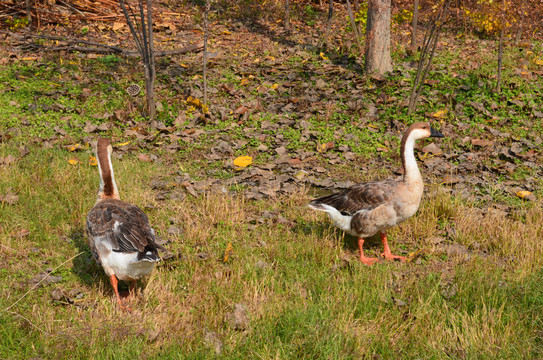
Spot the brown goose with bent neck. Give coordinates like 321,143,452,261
308,122,444,265
86,138,162,310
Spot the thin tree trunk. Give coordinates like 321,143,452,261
364,0,393,75
25,0,32,29
514,0,525,45
284,0,290,31
407,0,452,115
496,0,504,92
119,0,157,125
346,0,364,54
203,0,209,106
146,0,156,125
323,0,333,48
411,0,419,51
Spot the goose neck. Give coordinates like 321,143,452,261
401,134,422,184
97,147,120,201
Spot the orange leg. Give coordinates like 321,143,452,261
380,231,407,261
109,275,131,311
358,238,379,265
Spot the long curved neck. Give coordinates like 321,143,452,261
401,133,422,184
96,147,120,202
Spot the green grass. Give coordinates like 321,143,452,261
0,143,542,359
0,12,543,359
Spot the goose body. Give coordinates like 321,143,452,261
309,122,444,265
87,138,161,309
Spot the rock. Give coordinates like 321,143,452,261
224,303,250,331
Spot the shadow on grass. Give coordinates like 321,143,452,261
69,227,103,286
291,220,383,253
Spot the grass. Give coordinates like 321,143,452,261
0,142,542,359
0,8,542,358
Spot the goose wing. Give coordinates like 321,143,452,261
87,199,160,255
309,180,398,215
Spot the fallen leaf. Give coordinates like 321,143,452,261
13,228,30,238
0,155,17,166
233,156,252,168
223,242,233,263
186,96,203,108
88,156,97,166
68,158,80,165
430,109,447,119
240,78,249,86
234,105,248,115
421,143,442,155
0,191,18,205
516,190,536,201
471,139,493,147
114,141,131,147
138,153,152,162
67,143,83,152
442,175,461,185
112,22,126,31
317,142,334,153
407,249,429,262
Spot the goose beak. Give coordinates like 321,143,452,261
430,127,444,138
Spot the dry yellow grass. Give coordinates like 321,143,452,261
1,146,542,359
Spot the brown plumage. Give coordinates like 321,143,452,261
86,138,162,310
309,122,444,265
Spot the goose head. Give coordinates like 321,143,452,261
405,122,444,141
400,122,444,183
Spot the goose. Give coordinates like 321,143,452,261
87,138,162,310
308,122,444,265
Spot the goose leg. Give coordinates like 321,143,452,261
380,231,407,261
109,275,131,311
358,238,379,265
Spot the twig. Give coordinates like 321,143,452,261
346,0,363,54
7,311,48,334
2,251,84,313
13,33,203,56
322,0,333,48
407,0,452,115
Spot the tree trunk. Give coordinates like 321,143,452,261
146,0,156,125
284,0,290,31
411,0,419,51
364,0,393,75
323,0,333,48
496,0,505,92
203,0,209,106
